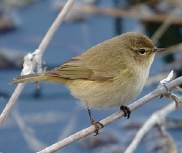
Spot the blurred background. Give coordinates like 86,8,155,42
0,0,182,152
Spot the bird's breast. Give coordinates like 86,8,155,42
67,66,149,109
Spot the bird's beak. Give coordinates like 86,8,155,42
153,48,166,52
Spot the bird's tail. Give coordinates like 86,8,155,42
11,73,48,84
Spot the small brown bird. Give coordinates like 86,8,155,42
12,32,165,135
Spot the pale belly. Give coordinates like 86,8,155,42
67,76,146,109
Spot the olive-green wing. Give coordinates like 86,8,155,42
46,36,129,82
46,56,114,82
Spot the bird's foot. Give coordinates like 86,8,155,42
90,119,104,136
87,108,104,136
120,105,131,119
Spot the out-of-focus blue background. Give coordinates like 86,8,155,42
0,0,182,153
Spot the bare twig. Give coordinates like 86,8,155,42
151,7,182,44
38,0,74,52
0,83,25,127
145,72,173,87
124,102,177,153
163,43,182,54
0,0,75,127
12,107,47,152
56,4,182,24
159,125,177,153
1,2,182,152
123,6,182,151
37,76,182,153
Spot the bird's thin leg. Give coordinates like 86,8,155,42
87,107,104,136
120,105,131,119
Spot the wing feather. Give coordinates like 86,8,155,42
46,56,113,82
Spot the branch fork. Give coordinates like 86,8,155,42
158,70,182,109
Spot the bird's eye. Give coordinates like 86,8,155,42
139,49,146,54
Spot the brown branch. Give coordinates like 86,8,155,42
56,4,182,24
151,7,181,44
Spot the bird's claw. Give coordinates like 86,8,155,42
91,119,104,136
120,105,131,119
